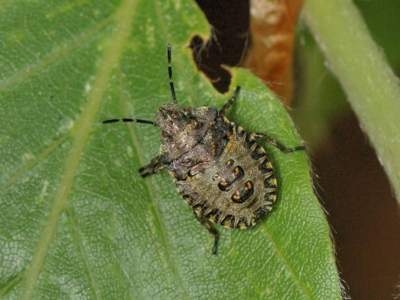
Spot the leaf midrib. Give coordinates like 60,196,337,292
120,86,191,300
19,1,138,298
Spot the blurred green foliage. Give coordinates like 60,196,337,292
294,0,400,148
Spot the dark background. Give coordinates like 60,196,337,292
311,2,400,299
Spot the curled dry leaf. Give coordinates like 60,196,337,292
243,0,304,106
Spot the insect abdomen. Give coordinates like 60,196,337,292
176,121,278,230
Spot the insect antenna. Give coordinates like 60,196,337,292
167,44,177,103
102,118,155,125
103,45,176,126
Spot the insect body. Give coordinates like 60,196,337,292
103,46,304,255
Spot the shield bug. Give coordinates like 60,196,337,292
103,46,304,255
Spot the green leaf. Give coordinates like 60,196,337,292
293,24,349,148
294,1,400,150
0,1,341,299
304,0,400,202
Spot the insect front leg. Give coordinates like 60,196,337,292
254,133,306,153
193,212,220,255
138,155,166,177
219,86,241,115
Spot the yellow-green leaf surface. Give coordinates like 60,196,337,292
0,1,341,299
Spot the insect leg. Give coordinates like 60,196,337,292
194,212,220,255
219,86,241,115
138,155,166,177
255,133,306,153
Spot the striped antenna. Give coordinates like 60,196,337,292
102,118,155,125
167,44,177,103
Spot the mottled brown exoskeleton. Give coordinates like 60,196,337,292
103,46,304,255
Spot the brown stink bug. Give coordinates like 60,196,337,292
103,46,304,255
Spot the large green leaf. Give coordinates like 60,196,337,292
0,1,341,299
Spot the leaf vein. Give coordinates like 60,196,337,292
1,132,69,192
0,14,112,91
260,226,315,299
119,87,191,300
19,1,138,298
65,208,100,300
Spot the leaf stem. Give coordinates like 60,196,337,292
304,0,400,202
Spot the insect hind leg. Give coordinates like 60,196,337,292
254,132,306,153
193,211,220,255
